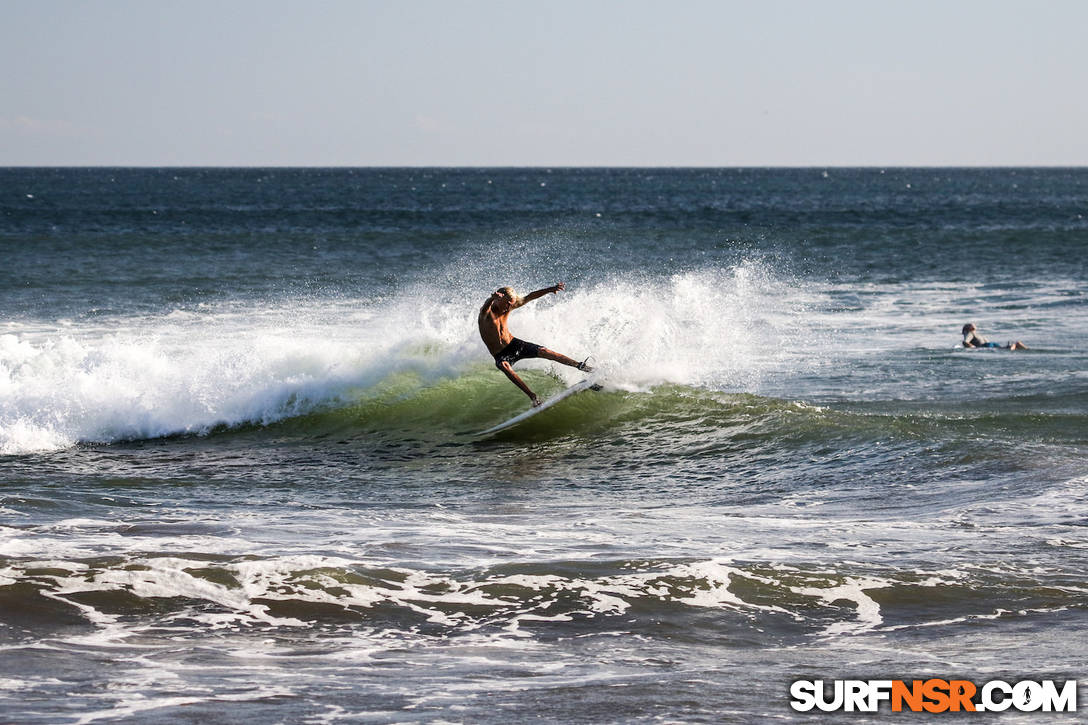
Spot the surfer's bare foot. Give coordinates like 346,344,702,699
531,394,542,407
577,357,594,373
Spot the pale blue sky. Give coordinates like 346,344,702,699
2,0,1085,166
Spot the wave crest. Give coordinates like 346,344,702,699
2,265,810,454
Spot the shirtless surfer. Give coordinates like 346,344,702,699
961,323,1028,350
479,283,592,406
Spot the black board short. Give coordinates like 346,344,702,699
493,338,542,368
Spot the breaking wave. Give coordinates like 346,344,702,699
1,264,817,454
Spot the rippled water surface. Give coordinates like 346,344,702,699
2,168,1087,722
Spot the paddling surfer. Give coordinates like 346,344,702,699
961,323,1028,350
478,283,592,406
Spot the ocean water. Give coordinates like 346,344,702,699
1,167,1086,723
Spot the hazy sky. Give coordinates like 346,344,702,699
2,0,1085,166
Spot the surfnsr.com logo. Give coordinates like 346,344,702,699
790,679,1077,713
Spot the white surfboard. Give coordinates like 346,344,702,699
477,378,599,435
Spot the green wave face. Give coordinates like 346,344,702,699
261,368,813,440
257,366,1088,458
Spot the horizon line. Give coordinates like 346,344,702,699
3,163,1087,170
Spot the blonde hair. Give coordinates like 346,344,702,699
496,286,521,306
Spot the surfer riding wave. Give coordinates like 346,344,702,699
478,283,592,406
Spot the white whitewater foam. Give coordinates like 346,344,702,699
0,265,816,454
497,264,810,391
0,301,398,454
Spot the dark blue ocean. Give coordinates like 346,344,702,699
1,168,1086,722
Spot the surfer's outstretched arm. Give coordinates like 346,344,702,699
516,282,565,308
